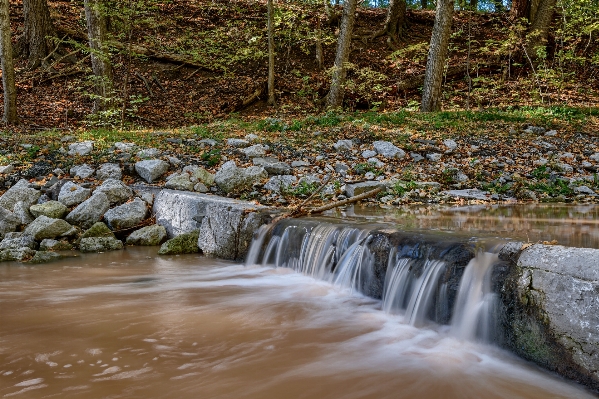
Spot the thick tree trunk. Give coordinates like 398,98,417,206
421,0,454,112
84,0,113,112
524,0,556,59
22,0,55,69
511,0,530,20
267,0,275,106
383,0,407,40
0,0,17,123
326,0,358,108
470,0,479,11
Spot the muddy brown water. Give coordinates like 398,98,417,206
0,247,595,398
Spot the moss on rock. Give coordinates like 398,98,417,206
158,230,200,255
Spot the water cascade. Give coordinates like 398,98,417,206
247,219,505,341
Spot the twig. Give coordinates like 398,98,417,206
289,175,332,216
308,186,383,214
152,74,166,91
135,72,153,97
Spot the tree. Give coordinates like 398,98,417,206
372,0,407,45
511,0,557,60
326,0,358,108
0,0,17,123
21,0,56,69
84,0,113,111
267,0,275,106
420,0,454,112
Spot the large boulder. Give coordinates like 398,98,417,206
0,179,41,211
158,231,200,255
13,201,34,225
264,175,296,193
29,251,63,264
182,165,215,186
30,201,68,219
0,247,36,262
79,237,124,253
24,216,74,240
39,239,73,251
214,161,267,193
0,234,37,250
126,225,167,246
95,163,122,181
373,141,406,159
94,179,134,205
65,192,111,229
58,181,91,207
70,164,95,179
165,173,194,191
0,208,21,239
103,198,148,230
345,181,386,197
135,159,169,183
80,222,115,239
501,244,599,391
68,141,94,156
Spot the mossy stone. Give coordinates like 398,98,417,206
29,251,63,264
81,222,116,239
158,230,200,255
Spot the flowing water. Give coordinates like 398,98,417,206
1,247,595,399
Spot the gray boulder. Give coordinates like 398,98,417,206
264,175,297,193
0,164,14,174
39,239,73,251
345,181,386,197
68,141,94,156
126,225,167,246
79,237,124,253
58,181,91,207
333,140,353,151
24,216,74,240
136,148,162,159
0,179,41,211
214,161,267,193
96,163,122,181
80,222,115,239
65,192,111,229
103,198,148,230
194,183,208,193
158,231,200,255
135,159,169,183
442,189,489,201
0,208,20,239
362,150,377,158
183,165,215,186
13,201,34,225
70,164,95,179
443,139,458,152
0,247,36,262
165,173,194,191
30,201,68,219
373,141,405,159
29,251,63,264
242,144,267,158
114,142,138,152
426,153,442,162
95,179,134,205
227,138,250,148
0,234,37,250
264,162,292,175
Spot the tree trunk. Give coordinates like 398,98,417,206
420,0,454,112
84,0,113,112
383,0,407,40
22,0,55,69
0,0,17,123
326,0,358,108
511,0,530,20
421,0,428,9
267,0,275,106
524,0,556,59
470,0,479,11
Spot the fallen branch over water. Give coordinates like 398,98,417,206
307,186,384,215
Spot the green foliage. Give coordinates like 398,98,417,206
289,180,319,197
354,162,384,176
392,180,417,196
201,149,221,167
306,111,343,127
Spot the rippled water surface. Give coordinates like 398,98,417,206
0,248,595,398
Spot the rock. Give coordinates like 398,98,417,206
264,175,297,193
444,168,469,183
362,150,377,158
96,163,122,181
252,157,279,166
291,160,310,168
158,230,200,255
589,153,599,162
58,181,91,207
214,161,267,193
168,156,181,166
95,179,134,205
426,153,442,162
524,126,546,135
242,144,267,158
65,192,111,229
194,183,208,193
79,237,124,253
367,157,385,168
0,234,37,250
24,216,74,240
136,148,162,159
333,140,353,151
544,130,558,136
70,164,95,179
199,138,216,146
335,162,349,174
137,192,154,206
227,138,250,148
345,181,386,197
103,198,148,230
0,179,41,211
126,225,167,246
373,141,405,159
28,251,63,264
114,142,137,152
556,163,573,174
443,139,458,152
0,165,14,174
183,165,215,186
534,158,549,166
410,152,424,162
68,141,94,156
0,208,21,239
245,133,260,143
39,239,73,251
263,162,291,175
298,175,321,186
81,222,115,239
0,247,36,262
364,172,375,180
30,201,68,219
574,186,597,195
165,173,195,191
441,189,490,201
135,159,169,183
13,201,34,225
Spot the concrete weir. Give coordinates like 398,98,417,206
152,189,599,391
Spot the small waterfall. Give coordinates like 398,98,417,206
246,219,505,343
